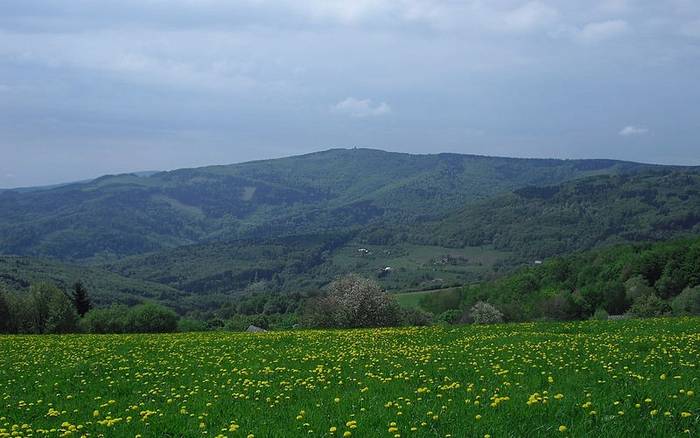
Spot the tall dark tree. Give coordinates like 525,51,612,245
71,281,93,317
0,289,11,333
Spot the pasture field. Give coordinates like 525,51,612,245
330,244,511,292
1,318,698,437
394,288,462,314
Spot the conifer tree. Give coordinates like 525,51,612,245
71,281,93,317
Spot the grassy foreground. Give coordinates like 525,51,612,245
1,319,698,437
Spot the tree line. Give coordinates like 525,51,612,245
452,237,700,322
2,236,699,335
0,281,179,334
0,274,434,334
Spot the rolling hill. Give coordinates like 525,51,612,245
1,148,698,311
0,148,661,262
0,255,190,309
409,170,700,258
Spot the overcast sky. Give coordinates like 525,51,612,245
1,0,699,187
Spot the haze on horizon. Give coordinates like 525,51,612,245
1,0,699,188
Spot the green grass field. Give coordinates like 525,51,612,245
394,287,462,314
331,244,511,292
1,318,698,437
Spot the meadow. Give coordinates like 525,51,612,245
1,318,698,437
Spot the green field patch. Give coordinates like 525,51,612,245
330,244,511,292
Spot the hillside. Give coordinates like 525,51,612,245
0,148,659,262
102,170,700,308
106,235,513,303
406,170,700,258
457,236,700,321
402,236,700,322
0,256,190,309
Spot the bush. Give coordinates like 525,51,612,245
4,293,34,334
177,318,208,332
45,290,80,334
127,303,179,333
223,314,270,332
468,301,503,324
28,283,79,334
81,305,131,333
541,293,580,321
671,286,700,316
302,274,402,328
624,276,655,303
591,308,609,321
401,308,434,326
629,293,670,318
436,309,462,325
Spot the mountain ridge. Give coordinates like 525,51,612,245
0,148,678,262
1,148,679,193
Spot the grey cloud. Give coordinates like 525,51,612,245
332,98,392,118
1,0,699,187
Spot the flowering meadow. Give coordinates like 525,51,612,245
1,318,698,437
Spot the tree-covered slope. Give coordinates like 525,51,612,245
0,256,189,309
100,168,700,307
104,170,700,305
456,237,700,321
106,233,354,298
0,148,660,261
409,170,700,259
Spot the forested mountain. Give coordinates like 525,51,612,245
0,148,698,312
0,148,661,262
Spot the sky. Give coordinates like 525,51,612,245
1,0,699,187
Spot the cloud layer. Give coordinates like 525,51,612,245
1,1,699,186
619,126,649,136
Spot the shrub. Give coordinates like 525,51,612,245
671,286,700,316
177,318,208,332
591,308,609,321
469,301,503,324
80,305,131,333
28,283,79,334
127,303,178,333
303,274,401,328
436,309,462,325
624,276,655,303
541,293,579,321
45,290,80,334
401,308,434,326
223,314,270,332
629,293,670,318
